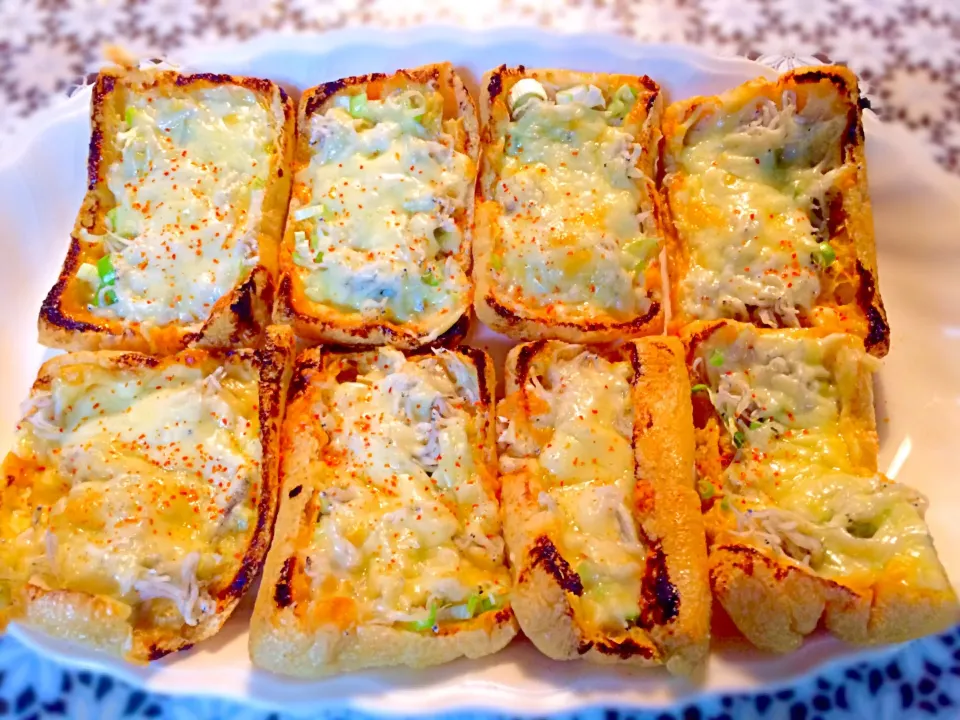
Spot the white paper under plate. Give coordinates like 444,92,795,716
1,26,959,716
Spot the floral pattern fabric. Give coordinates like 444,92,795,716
0,0,958,173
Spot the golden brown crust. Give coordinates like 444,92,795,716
682,320,956,652
1,326,295,662
662,65,890,357
273,62,478,349
473,66,666,343
250,345,518,676
38,67,295,355
499,339,709,674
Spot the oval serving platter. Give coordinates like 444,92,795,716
0,25,958,716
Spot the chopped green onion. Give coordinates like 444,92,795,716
815,242,836,267
480,594,499,613
251,177,266,190
76,262,100,287
508,78,548,116
97,255,117,286
403,602,437,632
314,250,324,262
708,350,725,368
691,383,710,393
422,270,440,287
125,107,136,127
749,420,762,430
697,480,715,500
466,594,481,618
349,93,369,119
99,287,118,307
720,497,732,512
733,430,746,448
607,84,638,119
293,204,330,222
623,237,659,268
490,253,504,271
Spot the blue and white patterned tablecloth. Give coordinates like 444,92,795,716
2,627,960,718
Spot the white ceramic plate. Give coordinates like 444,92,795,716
1,26,958,716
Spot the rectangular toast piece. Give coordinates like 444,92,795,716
250,346,517,676
474,66,667,343
273,62,479,349
0,326,295,662
498,338,710,674
662,66,890,356
683,320,956,652
39,66,296,354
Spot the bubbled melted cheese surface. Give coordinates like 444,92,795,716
0,358,262,626
499,349,646,631
96,85,275,326
304,350,509,627
670,93,849,326
291,90,473,330
701,329,946,588
493,97,659,321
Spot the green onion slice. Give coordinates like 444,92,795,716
708,350,725,368
816,242,836,266
422,270,440,287
691,383,710,393
97,255,117,286
403,602,438,632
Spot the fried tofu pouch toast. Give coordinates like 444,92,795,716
498,338,710,674
0,326,295,662
684,320,956,652
39,65,295,354
662,66,889,356
273,62,479,349
474,66,667,343
250,346,517,676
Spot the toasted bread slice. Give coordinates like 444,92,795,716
250,346,517,676
473,66,666,343
273,63,479,349
0,326,295,662
662,66,889,356
498,339,710,674
39,66,295,354
683,320,956,652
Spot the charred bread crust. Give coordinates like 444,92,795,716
681,320,956,652
473,66,666,343
499,339,710,674
1,325,295,662
250,345,518,676
273,62,479,349
38,67,295,355
661,65,889,357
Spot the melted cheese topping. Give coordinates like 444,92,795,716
493,92,658,320
292,89,473,330
304,349,508,628
499,349,645,630
86,85,274,326
0,359,261,626
671,92,848,326
700,329,945,588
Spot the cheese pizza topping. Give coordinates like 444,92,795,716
0,357,262,626
671,91,849,326
499,348,646,630
291,86,474,331
77,84,277,327
493,81,660,321
303,349,508,629
698,329,945,587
